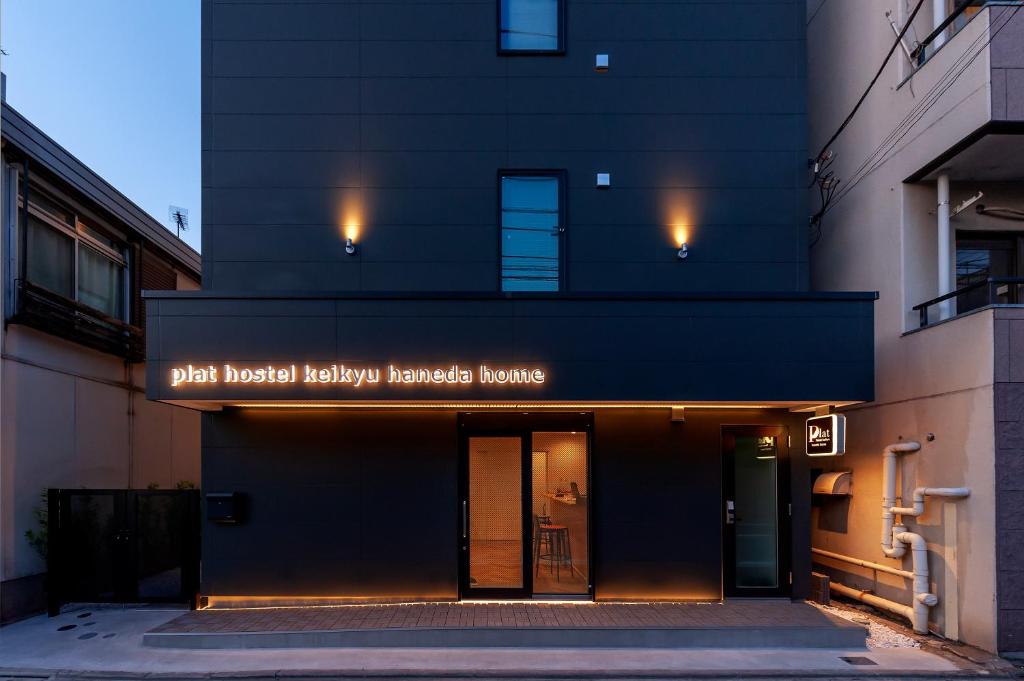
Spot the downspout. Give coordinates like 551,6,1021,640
891,487,970,633
821,442,970,635
936,173,952,320
881,441,920,558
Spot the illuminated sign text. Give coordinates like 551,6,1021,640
170,363,546,388
806,414,846,457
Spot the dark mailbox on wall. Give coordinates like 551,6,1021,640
206,492,243,524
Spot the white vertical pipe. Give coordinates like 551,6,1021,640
933,0,948,49
882,442,920,558
937,173,952,320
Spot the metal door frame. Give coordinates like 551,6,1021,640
721,425,791,598
457,412,594,600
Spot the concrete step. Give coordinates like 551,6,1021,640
143,620,867,650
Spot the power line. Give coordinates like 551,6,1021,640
812,0,927,162
807,0,831,26
822,4,1023,217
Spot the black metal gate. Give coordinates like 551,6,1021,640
47,489,200,615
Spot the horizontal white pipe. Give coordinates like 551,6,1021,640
890,487,971,516
830,581,913,621
812,547,913,579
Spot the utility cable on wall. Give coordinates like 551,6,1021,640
808,0,927,243
812,0,927,163
810,2,1022,245
821,3,1022,219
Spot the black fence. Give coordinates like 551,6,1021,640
47,489,200,615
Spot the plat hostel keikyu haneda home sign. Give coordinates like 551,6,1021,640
806,414,847,457
169,363,547,389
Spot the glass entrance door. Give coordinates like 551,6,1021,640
459,415,592,599
722,426,789,597
462,435,530,598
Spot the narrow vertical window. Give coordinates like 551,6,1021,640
499,0,563,53
500,173,563,292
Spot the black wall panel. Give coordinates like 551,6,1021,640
146,294,875,403
588,407,811,601
201,0,809,293
201,409,459,598
200,406,813,601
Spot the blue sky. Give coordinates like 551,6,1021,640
1,1,202,252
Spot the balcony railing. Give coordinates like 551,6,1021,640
914,0,1022,66
12,280,145,360
913,277,1024,327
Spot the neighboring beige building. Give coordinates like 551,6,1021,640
0,101,201,621
807,1,1024,654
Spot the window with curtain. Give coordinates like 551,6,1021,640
23,187,129,321
500,174,562,292
26,214,75,299
499,0,562,52
78,244,126,319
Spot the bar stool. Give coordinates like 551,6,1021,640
534,518,572,580
533,514,552,565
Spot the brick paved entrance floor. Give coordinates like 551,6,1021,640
145,601,867,649
153,601,833,634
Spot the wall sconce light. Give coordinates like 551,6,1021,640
345,237,358,256
677,243,689,260
596,173,611,188
595,54,610,71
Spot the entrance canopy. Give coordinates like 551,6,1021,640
144,291,876,409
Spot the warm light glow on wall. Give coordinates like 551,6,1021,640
202,595,721,610
337,198,364,243
673,225,689,248
664,191,702,249
231,401,779,409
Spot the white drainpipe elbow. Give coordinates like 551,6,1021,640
894,530,932,634
891,487,971,516
882,442,920,556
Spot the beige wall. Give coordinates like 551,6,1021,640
813,310,997,650
807,2,1010,650
1,325,200,582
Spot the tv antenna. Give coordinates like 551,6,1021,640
169,206,189,238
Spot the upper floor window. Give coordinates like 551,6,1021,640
24,186,128,321
499,0,564,53
500,172,564,292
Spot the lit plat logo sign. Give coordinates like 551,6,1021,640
169,363,546,388
806,414,846,457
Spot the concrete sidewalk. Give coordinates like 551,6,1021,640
0,607,1005,679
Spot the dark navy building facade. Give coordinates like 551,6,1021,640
146,0,876,605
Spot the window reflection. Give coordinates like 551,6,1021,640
501,175,561,292
500,0,561,52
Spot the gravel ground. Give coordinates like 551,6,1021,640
810,601,921,649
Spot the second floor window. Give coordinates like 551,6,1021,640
499,0,563,53
500,172,563,292
24,187,128,321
